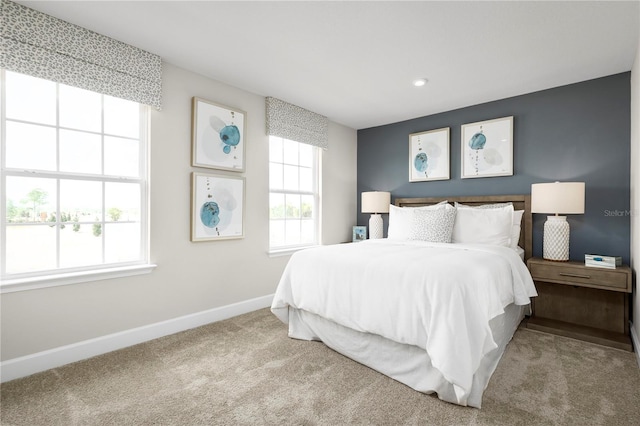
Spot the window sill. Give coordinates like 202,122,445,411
268,245,320,257
0,264,157,294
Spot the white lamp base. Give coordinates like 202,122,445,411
368,214,383,239
543,216,570,261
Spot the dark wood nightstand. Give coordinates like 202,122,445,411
526,257,632,351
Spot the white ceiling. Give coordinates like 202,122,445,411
15,1,640,130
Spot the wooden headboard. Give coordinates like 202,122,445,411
394,194,532,260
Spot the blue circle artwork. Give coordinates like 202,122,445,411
219,125,240,154
200,201,220,228
414,152,428,173
468,132,486,150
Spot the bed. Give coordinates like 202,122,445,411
271,195,537,408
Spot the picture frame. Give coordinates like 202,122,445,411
352,225,367,242
191,172,245,241
461,116,513,179
409,127,450,182
192,97,246,172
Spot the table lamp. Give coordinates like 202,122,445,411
531,182,585,261
361,191,391,239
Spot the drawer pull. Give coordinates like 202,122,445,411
558,272,591,279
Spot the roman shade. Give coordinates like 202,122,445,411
0,0,162,109
266,97,328,149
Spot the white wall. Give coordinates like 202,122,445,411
0,62,357,361
631,33,640,357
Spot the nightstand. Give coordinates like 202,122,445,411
526,257,632,351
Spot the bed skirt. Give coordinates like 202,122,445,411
286,304,527,408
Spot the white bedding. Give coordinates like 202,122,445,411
287,303,525,408
271,239,537,406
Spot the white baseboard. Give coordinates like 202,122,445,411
0,294,274,383
631,322,640,369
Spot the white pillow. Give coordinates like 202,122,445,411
455,202,524,249
387,201,449,240
454,202,512,210
452,204,514,247
408,208,456,243
511,210,524,249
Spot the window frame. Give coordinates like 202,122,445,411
0,70,154,293
268,136,321,254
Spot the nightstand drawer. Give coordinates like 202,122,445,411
528,262,629,291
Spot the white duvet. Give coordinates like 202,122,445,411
271,239,537,405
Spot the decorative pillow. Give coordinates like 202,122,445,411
452,204,514,247
387,201,449,240
408,208,457,243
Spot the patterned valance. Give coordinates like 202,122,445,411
0,0,162,109
266,97,328,149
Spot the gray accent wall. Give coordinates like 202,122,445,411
357,73,631,263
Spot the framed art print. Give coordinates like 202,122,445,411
191,172,245,241
192,97,246,172
352,225,367,242
461,116,513,178
409,127,450,182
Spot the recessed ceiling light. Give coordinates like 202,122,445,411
413,78,428,87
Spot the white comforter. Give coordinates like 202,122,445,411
271,239,537,405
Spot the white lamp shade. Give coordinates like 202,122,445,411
531,182,585,215
361,191,391,214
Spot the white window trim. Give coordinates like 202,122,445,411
0,263,157,294
268,245,322,258
0,70,153,289
268,137,322,252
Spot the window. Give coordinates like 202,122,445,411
269,136,320,251
1,70,151,287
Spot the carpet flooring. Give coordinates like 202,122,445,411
1,308,639,425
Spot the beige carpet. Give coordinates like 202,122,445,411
1,308,639,425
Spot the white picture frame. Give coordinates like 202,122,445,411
191,172,245,241
352,226,367,242
461,116,513,178
409,127,450,182
192,97,246,172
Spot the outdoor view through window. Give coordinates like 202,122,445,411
1,70,148,280
268,136,319,250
